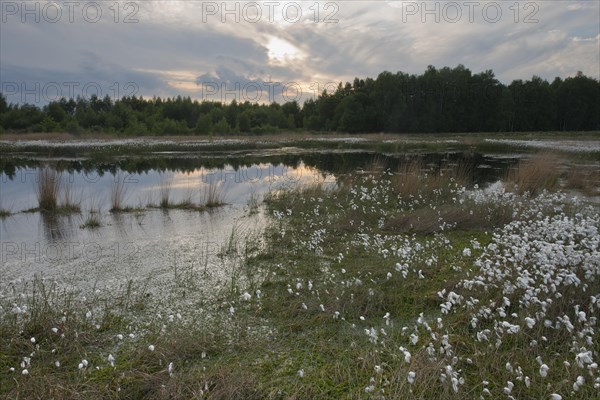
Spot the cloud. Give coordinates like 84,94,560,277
0,0,597,105
195,66,312,104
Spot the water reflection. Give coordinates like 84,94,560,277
1,161,338,213
39,212,73,242
1,151,511,180
0,151,519,294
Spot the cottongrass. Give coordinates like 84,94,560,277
258,166,599,399
0,270,237,399
3,163,599,399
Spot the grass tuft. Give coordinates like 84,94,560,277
35,168,81,213
504,153,560,195
110,173,129,212
565,167,600,196
36,167,62,211
159,174,173,208
3,157,599,399
202,180,226,208
391,159,472,202
80,209,101,229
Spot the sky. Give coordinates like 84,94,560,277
1,0,599,105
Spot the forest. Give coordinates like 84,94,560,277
1,65,598,135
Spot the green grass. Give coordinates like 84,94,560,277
1,162,598,399
80,214,101,229
23,205,81,215
109,205,146,213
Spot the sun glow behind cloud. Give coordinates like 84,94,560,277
267,37,305,65
0,1,597,104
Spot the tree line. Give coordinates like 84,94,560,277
1,65,598,135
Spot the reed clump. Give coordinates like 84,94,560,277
504,153,560,195
36,168,81,213
391,159,471,202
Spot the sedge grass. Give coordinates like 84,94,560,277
35,167,81,213
110,173,129,212
504,153,560,195
3,165,598,399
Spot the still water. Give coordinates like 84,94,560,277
0,151,515,294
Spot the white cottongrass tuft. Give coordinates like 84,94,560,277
410,333,419,345
503,381,514,394
525,317,535,329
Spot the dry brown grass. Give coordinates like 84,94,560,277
366,156,387,173
159,174,173,208
504,153,560,195
36,168,62,211
61,175,81,211
110,173,129,211
267,181,330,203
385,203,513,234
35,168,81,212
202,181,226,208
565,167,600,196
390,159,471,201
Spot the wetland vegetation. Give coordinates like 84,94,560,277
0,137,598,399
